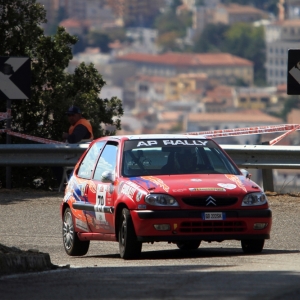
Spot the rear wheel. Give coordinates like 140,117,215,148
119,208,142,259
176,240,201,250
241,239,264,254
62,208,90,256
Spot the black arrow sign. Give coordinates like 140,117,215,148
0,57,31,100
287,49,300,95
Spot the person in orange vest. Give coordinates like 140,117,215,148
62,106,94,143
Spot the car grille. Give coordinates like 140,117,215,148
179,221,246,233
181,197,238,207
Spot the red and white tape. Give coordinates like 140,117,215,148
0,123,299,145
186,124,300,139
0,111,11,121
0,129,65,144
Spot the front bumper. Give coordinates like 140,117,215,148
131,209,272,243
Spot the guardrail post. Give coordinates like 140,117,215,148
262,169,274,192
261,141,274,192
6,99,11,189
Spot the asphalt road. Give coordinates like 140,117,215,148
0,189,300,300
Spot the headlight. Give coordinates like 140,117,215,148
242,192,267,206
145,194,179,207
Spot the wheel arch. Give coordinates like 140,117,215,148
61,202,70,219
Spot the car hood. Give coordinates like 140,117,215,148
128,174,262,196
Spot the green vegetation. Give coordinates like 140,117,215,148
0,0,123,188
220,0,278,15
154,9,192,52
193,23,266,85
280,96,300,121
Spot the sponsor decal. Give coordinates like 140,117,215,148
225,175,247,192
89,181,97,193
189,187,226,192
172,188,187,192
136,191,143,202
118,181,125,194
121,182,136,200
137,140,208,147
63,191,72,202
130,177,157,190
75,218,89,232
191,179,202,182
141,176,169,192
109,184,114,194
217,183,237,190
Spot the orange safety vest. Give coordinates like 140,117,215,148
68,118,94,140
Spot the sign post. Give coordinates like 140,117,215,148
0,57,31,189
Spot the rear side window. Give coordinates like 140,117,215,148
77,141,105,179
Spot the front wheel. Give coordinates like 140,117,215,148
62,208,90,256
241,239,264,254
176,240,201,250
119,208,142,259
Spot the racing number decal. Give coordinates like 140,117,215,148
95,184,107,222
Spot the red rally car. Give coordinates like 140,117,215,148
61,134,272,259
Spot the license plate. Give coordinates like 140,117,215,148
202,212,225,220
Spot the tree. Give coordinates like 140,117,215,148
223,23,266,85
193,23,229,53
0,0,123,142
88,31,110,53
193,22,266,85
154,9,192,52
0,0,123,188
281,96,300,121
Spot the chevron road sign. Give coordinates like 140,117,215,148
287,49,300,95
0,57,31,100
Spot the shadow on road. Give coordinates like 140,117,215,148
1,265,300,300
82,247,300,260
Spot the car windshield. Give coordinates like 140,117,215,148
121,139,240,177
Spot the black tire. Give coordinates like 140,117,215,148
241,239,264,254
62,208,90,256
176,240,201,250
119,208,142,259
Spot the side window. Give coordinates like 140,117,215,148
93,143,118,181
77,141,105,179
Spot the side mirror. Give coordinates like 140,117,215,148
101,170,115,183
240,169,251,179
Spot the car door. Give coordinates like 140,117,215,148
86,141,118,233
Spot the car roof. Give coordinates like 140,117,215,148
108,134,208,140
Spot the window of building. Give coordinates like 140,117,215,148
139,84,148,92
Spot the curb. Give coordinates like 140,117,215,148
0,244,57,276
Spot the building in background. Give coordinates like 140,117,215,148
266,18,300,86
38,0,60,33
213,3,268,25
106,0,162,26
117,52,254,86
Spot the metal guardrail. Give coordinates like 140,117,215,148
0,144,89,166
0,144,298,168
221,144,300,169
0,144,300,191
